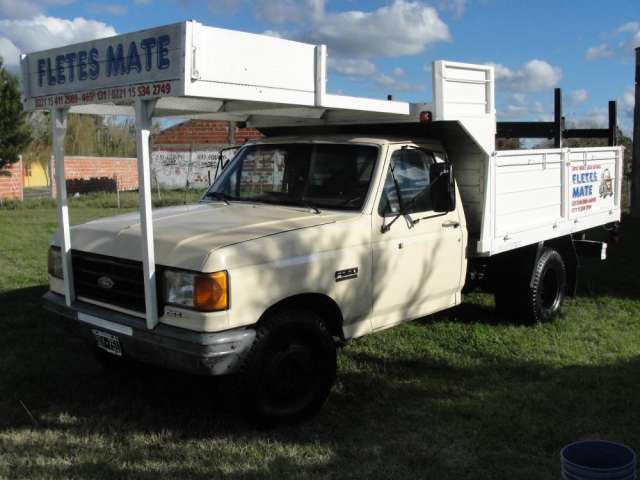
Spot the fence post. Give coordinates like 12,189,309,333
114,174,120,208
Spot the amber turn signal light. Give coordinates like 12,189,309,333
194,271,228,311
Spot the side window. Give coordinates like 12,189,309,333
379,149,435,215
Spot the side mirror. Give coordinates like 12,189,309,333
430,162,455,213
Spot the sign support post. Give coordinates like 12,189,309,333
135,99,159,329
53,108,75,306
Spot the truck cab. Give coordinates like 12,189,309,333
45,134,468,423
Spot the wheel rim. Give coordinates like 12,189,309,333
540,267,561,311
262,340,320,415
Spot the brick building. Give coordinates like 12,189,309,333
152,119,262,149
150,119,262,189
0,158,23,201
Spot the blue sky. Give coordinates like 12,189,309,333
0,0,638,133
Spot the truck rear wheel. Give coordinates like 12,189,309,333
495,247,567,324
238,308,337,425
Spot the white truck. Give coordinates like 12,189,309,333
24,22,623,423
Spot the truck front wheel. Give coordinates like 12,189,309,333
238,308,337,424
495,247,567,324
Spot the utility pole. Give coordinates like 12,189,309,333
632,47,640,218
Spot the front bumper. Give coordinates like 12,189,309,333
42,291,255,376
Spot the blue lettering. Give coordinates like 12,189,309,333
107,44,126,76
65,52,77,82
140,37,156,71
55,55,66,84
572,185,593,198
157,34,170,70
37,59,46,87
88,48,99,79
78,50,88,81
126,41,142,74
46,58,56,86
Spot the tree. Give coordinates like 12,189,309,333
0,58,31,173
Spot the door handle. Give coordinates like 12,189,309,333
442,221,460,229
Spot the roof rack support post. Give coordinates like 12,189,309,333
554,88,563,148
608,100,617,146
134,99,159,330
314,45,327,107
53,107,74,306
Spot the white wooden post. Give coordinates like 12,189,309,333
53,108,75,306
135,99,159,329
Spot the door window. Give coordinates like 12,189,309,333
379,149,435,215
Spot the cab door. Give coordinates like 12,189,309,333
370,146,465,330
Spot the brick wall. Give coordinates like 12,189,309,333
152,119,262,149
51,156,138,195
0,158,23,200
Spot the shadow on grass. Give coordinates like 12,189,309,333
1,284,639,480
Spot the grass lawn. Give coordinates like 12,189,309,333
1,195,639,479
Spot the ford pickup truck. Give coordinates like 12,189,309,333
26,22,622,423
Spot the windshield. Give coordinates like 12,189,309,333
203,143,379,211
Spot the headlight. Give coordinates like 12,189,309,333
163,269,228,312
48,246,63,279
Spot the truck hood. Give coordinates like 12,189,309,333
63,202,345,270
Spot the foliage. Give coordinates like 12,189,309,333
0,197,638,479
0,189,206,210
22,113,138,184
0,58,31,173
496,137,520,150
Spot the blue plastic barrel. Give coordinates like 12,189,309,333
561,441,637,480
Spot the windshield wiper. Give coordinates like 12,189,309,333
207,191,232,205
301,200,321,214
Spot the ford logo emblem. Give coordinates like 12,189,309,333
97,276,115,289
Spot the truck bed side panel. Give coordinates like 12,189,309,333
475,146,623,256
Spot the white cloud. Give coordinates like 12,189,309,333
0,37,21,68
437,0,466,19
329,56,422,92
306,0,450,58
254,0,450,59
329,57,376,77
0,0,74,19
617,21,640,34
614,21,640,56
569,89,588,105
490,59,562,92
374,72,424,92
262,30,283,38
511,93,526,105
0,15,116,63
620,86,635,118
585,43,613,60
568,107,609,129
206,0,245,13
89,3,128,15
252,0,325,24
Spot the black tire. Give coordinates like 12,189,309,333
529,248,567,324
495,247,567,325
237,308,337,425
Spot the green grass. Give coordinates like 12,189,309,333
0,198,639,480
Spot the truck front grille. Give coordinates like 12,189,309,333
72,250,147,313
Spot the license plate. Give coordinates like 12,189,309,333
92,329,122,356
